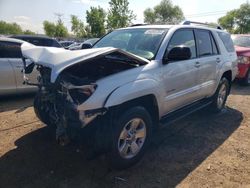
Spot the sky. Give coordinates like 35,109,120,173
0,0,248,34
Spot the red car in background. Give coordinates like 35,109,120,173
232,34,250,85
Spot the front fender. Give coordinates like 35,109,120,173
104,78,163,109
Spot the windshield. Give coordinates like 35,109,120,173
232,35,250,48
93,28,168,60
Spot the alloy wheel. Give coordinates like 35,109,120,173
118,118,146,159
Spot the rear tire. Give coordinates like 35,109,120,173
209,77,230,113
108,106,153,169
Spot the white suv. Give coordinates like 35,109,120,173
21,22,238,169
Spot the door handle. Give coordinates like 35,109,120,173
194,62,200,68
216,58,221,63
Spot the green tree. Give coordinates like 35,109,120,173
0,21,23,35
218,3,250,34
84,25,92,38
55,18,68,37
106,0,135,31
86,6,106,37
23,29,36,35
218,10,237,33
43,18,68,37
144,8,156,24
234,3,250,33
143,0,184,24
43,21,56,37
71,15,86,38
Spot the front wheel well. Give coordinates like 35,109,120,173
112,95,159,128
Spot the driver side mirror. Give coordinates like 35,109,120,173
81,43,93,49
164,46,192,63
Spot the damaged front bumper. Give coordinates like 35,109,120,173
53,85,107,144
39,82,107,144
57,80,107,128
27,65,107,142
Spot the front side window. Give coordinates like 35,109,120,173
0,41,22,58
94,28,168,60
167,29,197,59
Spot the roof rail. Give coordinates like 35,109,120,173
181,21,223,30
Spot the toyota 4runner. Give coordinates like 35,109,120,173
21,21,238,169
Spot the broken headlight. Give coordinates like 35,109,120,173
68,84,97,104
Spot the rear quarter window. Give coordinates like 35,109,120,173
218,32,235,53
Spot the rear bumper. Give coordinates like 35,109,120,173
236,63,249,79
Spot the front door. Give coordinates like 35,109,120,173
161,29,201,114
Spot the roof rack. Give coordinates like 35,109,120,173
181,21,223,30
130,23,149,27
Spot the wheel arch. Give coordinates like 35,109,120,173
221,70,232,93
109,94,160,128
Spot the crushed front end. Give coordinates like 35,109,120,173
31,65,106,144
20,44,148,146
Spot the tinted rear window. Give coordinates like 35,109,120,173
218,32,235,52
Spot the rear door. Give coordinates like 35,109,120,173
0,41,17,95
194,29,221,98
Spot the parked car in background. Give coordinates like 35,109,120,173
59,41,76,49
69,38,99,50
0,37,37,96
10,35,62,48
232,34,250,85
67,42,81,50
21,22,237,169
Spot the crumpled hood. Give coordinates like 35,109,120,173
21,42,149,83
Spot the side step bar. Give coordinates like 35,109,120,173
160,98,212,127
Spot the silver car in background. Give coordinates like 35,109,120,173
0,37,38,96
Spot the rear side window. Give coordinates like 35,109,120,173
218,32,235,52
196,30,213,57
167,29,197,58
0,41,22,58
211,34,219,55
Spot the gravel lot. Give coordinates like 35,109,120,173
0,85,249,188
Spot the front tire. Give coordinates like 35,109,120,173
34,94,53,126
210,77,230,113
109,106,153,169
